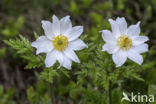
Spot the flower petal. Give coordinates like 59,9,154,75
68,39,87,51
41,20,54,40
116,17,127,34
56,51,64,66
133,43,148,53
102,43,119,54
132,36,149,46
32,36,53,54
112,50,127,67
127,21,141,37
64,49,80,63
108,19,120,38
101,30,116,44
45,50,57,67
127,49,143,65
62,56,72,69
102,44,108,51
52,15,60,36
107,46,119,54
60,16,72,35
68,26,83,41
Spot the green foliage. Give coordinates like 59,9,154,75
80,0,93,8
70,0,80,15
90,12,103,24
27,86,39,104
2,16,24,38
4,35,32,54
117,0,125,10
3,28,154,104
1,0,156,103
0,47,6,58
72,44,152,103
27,81,51,104
82,85,106,104
39,67,59,83
4,34,44,69
93,1,112,12
0,85,16,104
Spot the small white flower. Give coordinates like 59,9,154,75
32,15,87,69
101,17,149,67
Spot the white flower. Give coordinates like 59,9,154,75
101,17,149,67
32,15,87,69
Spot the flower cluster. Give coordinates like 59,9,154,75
32,15,149,69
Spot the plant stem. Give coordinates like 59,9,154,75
109,80,112,104
48,83,55,104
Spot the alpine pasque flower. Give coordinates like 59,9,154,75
101,17,149,67
32,15,87,69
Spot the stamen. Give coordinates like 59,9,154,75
52,34,68,51
117,35,132,50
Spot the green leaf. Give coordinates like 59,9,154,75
4,34,33,54
4,34,43,69
27,87,39,104
70,0,79,15
40,67,59,83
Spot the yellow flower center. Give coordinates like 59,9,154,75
52,34,68,51
117,35,132,50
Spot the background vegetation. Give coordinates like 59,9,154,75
0,0,156,104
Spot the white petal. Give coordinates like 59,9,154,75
116,17,127,34
108,19,120,38
45,50,57,67
102,43,119,54
101,30,116,44
68,26,83,41
55,51,64,66
127,21,141,37
107,46,119,54
112,50,127,67
106,43,119,54
52,15,60,36
62,56,72,69
32,36,53,54
68,39,87,51
64,49,80,63
127,49,143,65
41,20,54,40
132,36,149,46
102,44,108,51
60,16,72,35
133,43,148,53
